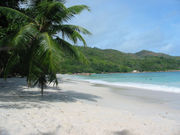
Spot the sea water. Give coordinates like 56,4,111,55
76,72,180,94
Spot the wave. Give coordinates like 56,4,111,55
81,79,180,94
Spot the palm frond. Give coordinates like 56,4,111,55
35,1,68,24
47,73,58,85
12,23,39,49
55,37,88,64
0,33,16,50
68,5,90,15
52,25,88,46
67,30,87,46
27,61,44,86
35,2,90,26
0,6,32,22
51,24,91,35
4,53,20,78
35,32,63,72
29,0,43,8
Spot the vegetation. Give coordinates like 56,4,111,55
0,0,90,95
60,47,180,73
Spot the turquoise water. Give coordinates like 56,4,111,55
76,72,180,93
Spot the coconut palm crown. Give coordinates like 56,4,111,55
0,0,91,95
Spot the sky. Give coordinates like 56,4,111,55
66,0,180,56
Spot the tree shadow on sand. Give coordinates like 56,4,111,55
113,130,132,135
0,128,10,135
0,78,101,109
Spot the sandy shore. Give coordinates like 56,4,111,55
0,76,180,135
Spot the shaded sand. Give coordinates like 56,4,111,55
0,76,180,135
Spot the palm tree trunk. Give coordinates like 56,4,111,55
41,83,44,96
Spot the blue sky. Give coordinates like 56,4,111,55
66,0,180,56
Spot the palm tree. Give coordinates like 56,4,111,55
0,0,91,96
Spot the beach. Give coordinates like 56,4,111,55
0,76,180,135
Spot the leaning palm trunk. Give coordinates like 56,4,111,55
0,0,91,95
41,85,44,96
38,75,46,96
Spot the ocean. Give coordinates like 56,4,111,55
76,72,180,94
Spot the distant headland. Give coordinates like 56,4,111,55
59,47,180,74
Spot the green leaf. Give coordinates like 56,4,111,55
0,6,33,22
35,32,63,72
68,5,90,15
12,23,39,49
4,53,20,79
51,24,91,35
56,37,88,64
35,1,68,24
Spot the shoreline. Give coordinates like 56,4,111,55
67,73,180,95
72,70,180,76
1,70,180,78
0,77,180,135
63,77,180,116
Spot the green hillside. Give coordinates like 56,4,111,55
135,50,170,58
60,47,180,73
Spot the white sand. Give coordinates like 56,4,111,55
0,77,180,135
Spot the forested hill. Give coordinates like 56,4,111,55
60,47,180,73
